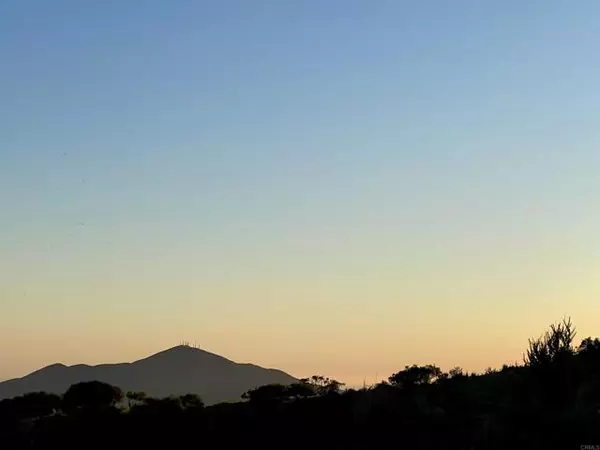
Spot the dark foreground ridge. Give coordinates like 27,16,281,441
0,345,297,405
1,318,600,450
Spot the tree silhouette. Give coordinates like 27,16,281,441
448,366,465,379
524,317,578,418
63,381,123,412
0,392,61,424
286,382,317,400
388,364,443,387
126,391,147,409
524,317,576,367
179,393,204,409
241,383,289,405
19,392,61,419
300,375,345,395
240,377,344,405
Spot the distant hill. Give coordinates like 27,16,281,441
0,345,298,405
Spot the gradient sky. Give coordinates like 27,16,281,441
1,0,600,386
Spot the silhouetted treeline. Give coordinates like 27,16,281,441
2,318,600,450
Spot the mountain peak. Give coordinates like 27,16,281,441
46,363,68,369
28,363,68,376
170,344,202,352
150,344,220,356
132,345,235,367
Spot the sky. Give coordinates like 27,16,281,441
1,0,600,387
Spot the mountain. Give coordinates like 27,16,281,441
0,346,298,405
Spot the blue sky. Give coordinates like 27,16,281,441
1,1,600,384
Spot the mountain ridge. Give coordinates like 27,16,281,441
0,345,298,405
